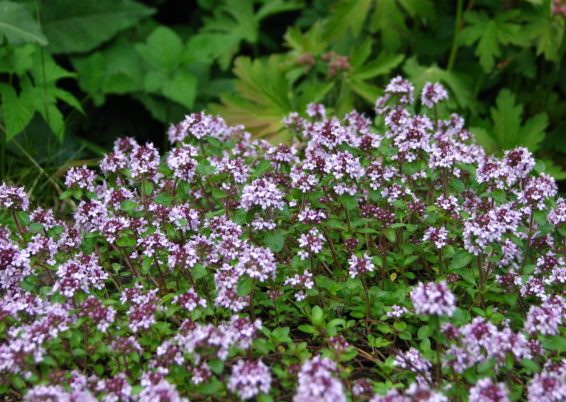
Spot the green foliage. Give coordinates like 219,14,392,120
213,0,566,177
1,0,566,200
0,1,47,46
39,0,154,53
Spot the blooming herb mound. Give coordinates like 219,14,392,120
1,78,565,401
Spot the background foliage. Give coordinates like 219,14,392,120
1,0,565,202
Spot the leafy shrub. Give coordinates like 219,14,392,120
1,78,565,401
0,0,301,197
215,0,566,176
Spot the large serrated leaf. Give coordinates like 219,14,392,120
489,89,548,152
40,0,154,54
0,84,36,141
136,26,183,71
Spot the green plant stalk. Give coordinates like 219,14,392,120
447,0,464,71
431,315,442,386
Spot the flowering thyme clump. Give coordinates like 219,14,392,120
0,77,565,400
410,281,456,316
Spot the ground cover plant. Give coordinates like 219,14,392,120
0,78,565,400
1,0,566,203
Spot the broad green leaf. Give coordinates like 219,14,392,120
256,0,303,20
136,26,183,71
489,89,548,152
161,70,197,109
185,33,239,67
0,1,48,45
0,44,35,75
72,38,145,101
491,89,522,148
350,79,382,103
52,88,84,114
38,102,65,141
211,55,294,140
200,0,301,69
353,53,404,80
527,14,564,62
460,11,529,72
30,51,74,84
237,276,254,296
133,93,186,124
311,305,324,325
519,113,547,151
264,230,285,252
398,0,433,19
470,127,498,154
323,0,373,40
284,22,328,55
0,84,36,141
449,251,472,270
371,0,405,51
40,0,154,54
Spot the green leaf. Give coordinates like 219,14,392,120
470,127,498,154
541,335,566,352
256,0,303,20
0,44,35,75
0,84,36,141
527,14,564,62
161,70,197,109
0,1,48,45
264,230,285,252
311,305,324,325
489,89,548,152
449,251,472,270
72,38,145,101
460,11,528,72
353,52,405,80
371,0,405,51
199,0,301,70
211,55,294,140
237,276,254,297
136,26,183,70
323,0,373,40
40,0,154,54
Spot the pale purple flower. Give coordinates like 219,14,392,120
284,271,314,301
348,253,375,278
240,178,285,211
64,166,97,191
527,370,566,402
394,348,431,384
524,298,565,336
293,355,346,402
306,103,326,119
228,359,272,400
423,226,449,249
410,281,456,316
0,183,30,210
387,305,408,319
0,238,31,290
469,378,509,402
138,379,188,402
421,82,448,108
549,198,566,225
297,228,325,260
167,144,198,182
173,288,207,311
406,383,448,402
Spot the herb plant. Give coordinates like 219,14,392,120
0,78,565,401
